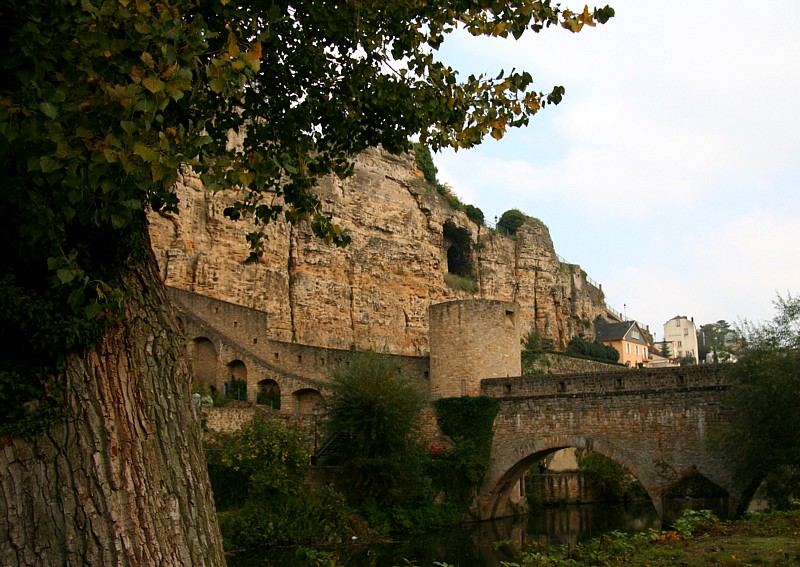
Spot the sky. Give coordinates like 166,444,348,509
430,1,800,339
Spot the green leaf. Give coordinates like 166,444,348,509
142,76,165,94
39,102,57,119
133,142,158,162
57,268,76,284
120,121,137,135
39,156,60,172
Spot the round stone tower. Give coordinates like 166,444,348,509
428,299,521,398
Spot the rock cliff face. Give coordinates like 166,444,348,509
149,147,608,356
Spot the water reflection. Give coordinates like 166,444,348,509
228,502,660,567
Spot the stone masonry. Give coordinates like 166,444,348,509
429,299,520,398
477,366,750,521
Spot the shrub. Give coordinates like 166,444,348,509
578,451,629,501
444,273,478,294
413,143,439,186
206,416,351,547
464,204,484,226
566,336,620,363
325,353,428,507
496,209,527,235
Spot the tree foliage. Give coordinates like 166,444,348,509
432,396,500,502
699,320,739,362
324,353,427,505
206,416,350,547
718,295,800,509
497,208,529,235
1,1,613,431
566,336,620,363
464,204,486,226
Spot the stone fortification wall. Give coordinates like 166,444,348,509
527,353,622,375
481,365,725,399
149,147,608,356
429,300,521,398
201,406,258,434
174,289,429,417
172,287,429,388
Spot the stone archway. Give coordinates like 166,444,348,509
662,470,730,522
292,388,323,415
191,337,217,391
257,378,281,410
224,360,248,401
479,435,662,521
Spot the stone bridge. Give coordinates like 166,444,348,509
478,366,753,521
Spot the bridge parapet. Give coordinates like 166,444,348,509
481,365,727,399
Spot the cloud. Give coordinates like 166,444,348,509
435,0,800,217
602,211,800,330
432,1,800,324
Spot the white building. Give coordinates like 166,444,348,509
663,315,699,363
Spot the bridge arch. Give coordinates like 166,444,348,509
481,434,661,521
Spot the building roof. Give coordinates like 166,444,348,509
595,317,648,345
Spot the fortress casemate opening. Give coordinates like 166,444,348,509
443,220,474,279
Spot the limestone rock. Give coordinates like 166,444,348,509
148,147,609,355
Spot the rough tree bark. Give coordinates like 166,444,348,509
0,236,226,566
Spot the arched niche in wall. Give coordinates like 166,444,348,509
292,388,323,415
224,360,248,401
191,337,217,390
257,378,281,410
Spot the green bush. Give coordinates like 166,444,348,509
566,336,620,363
413,143,439,186
671,508,719,538
206,416,351,547
464,204,484,225
578,451,628,501
218,485,350,548
496,209,527,235
325,353,428,508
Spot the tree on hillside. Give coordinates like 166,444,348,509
717,295,800,509
0,1,613,564
497,208,529,235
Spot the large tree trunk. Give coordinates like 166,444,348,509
0,239,226,566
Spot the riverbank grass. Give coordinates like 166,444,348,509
502,509,800,567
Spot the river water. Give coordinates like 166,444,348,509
228,501,660,567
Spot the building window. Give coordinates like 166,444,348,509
678,341,682,347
